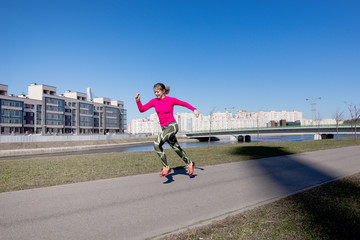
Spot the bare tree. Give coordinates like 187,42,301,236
347,103,360,139
333,109,344,139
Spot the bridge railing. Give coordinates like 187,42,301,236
184,124,354,134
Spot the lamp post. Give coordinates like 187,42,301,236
306,97,322,125
208,107,217,147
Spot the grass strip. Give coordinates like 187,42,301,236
0,137,359,193
161,172,360,240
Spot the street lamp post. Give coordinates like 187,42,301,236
208,107,217,147
306,97,322,125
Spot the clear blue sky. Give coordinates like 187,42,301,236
1,0,359,123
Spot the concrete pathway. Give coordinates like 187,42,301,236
1,146,360,240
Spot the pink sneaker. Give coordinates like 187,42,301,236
187,161,195,176
160,166,171,177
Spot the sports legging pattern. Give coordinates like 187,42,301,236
154,121,191,168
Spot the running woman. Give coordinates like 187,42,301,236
135,83,199,177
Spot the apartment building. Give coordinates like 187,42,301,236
129,110,304,134
0,83,127,135
129,113,162,135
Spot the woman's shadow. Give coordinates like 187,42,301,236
163,165,204,184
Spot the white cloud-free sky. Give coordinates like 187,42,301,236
1,0,359,122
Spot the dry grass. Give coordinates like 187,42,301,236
161,173,360,240
1,137,360,193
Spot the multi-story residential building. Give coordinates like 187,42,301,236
302,118,340,126
129,113,161,135
246,110,303,128
0,83,127,135
129,110,304,134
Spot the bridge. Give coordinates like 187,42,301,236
185,125,357,142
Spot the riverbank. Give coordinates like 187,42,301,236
0,136,198,158
1,137,360,193
0,135,197,150
0,140,154,158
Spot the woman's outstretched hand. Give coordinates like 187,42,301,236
194,109,200,118
135,93,140,102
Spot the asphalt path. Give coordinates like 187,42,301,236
1,146,360,240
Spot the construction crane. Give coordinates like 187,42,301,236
224,107,234,113
224,107,235,118
306,97,322,124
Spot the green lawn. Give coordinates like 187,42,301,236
0,137,359,193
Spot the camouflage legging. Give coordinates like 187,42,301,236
154,121,191,168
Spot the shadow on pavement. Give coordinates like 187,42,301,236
232,145,360,239
163,166,204,184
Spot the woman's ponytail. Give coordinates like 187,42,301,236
165,86,170,95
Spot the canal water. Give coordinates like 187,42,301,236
122,134,354,153
9,134,354,160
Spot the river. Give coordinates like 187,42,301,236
6,134,354,160
122,134,354,152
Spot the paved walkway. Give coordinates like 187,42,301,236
1,146,360,240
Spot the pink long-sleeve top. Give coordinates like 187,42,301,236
137,96,196,127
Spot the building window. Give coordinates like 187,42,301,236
1,109,23,124
1,99,23,108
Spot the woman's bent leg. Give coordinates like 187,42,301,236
155,122,192,168
154,134,168,168
167,123,191,165
168,135,191,165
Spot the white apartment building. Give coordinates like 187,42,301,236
129,109,343,135
248,110,303,127
0,83,127,135
129,110,304,134
302,118,342,126
130,113,161,135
